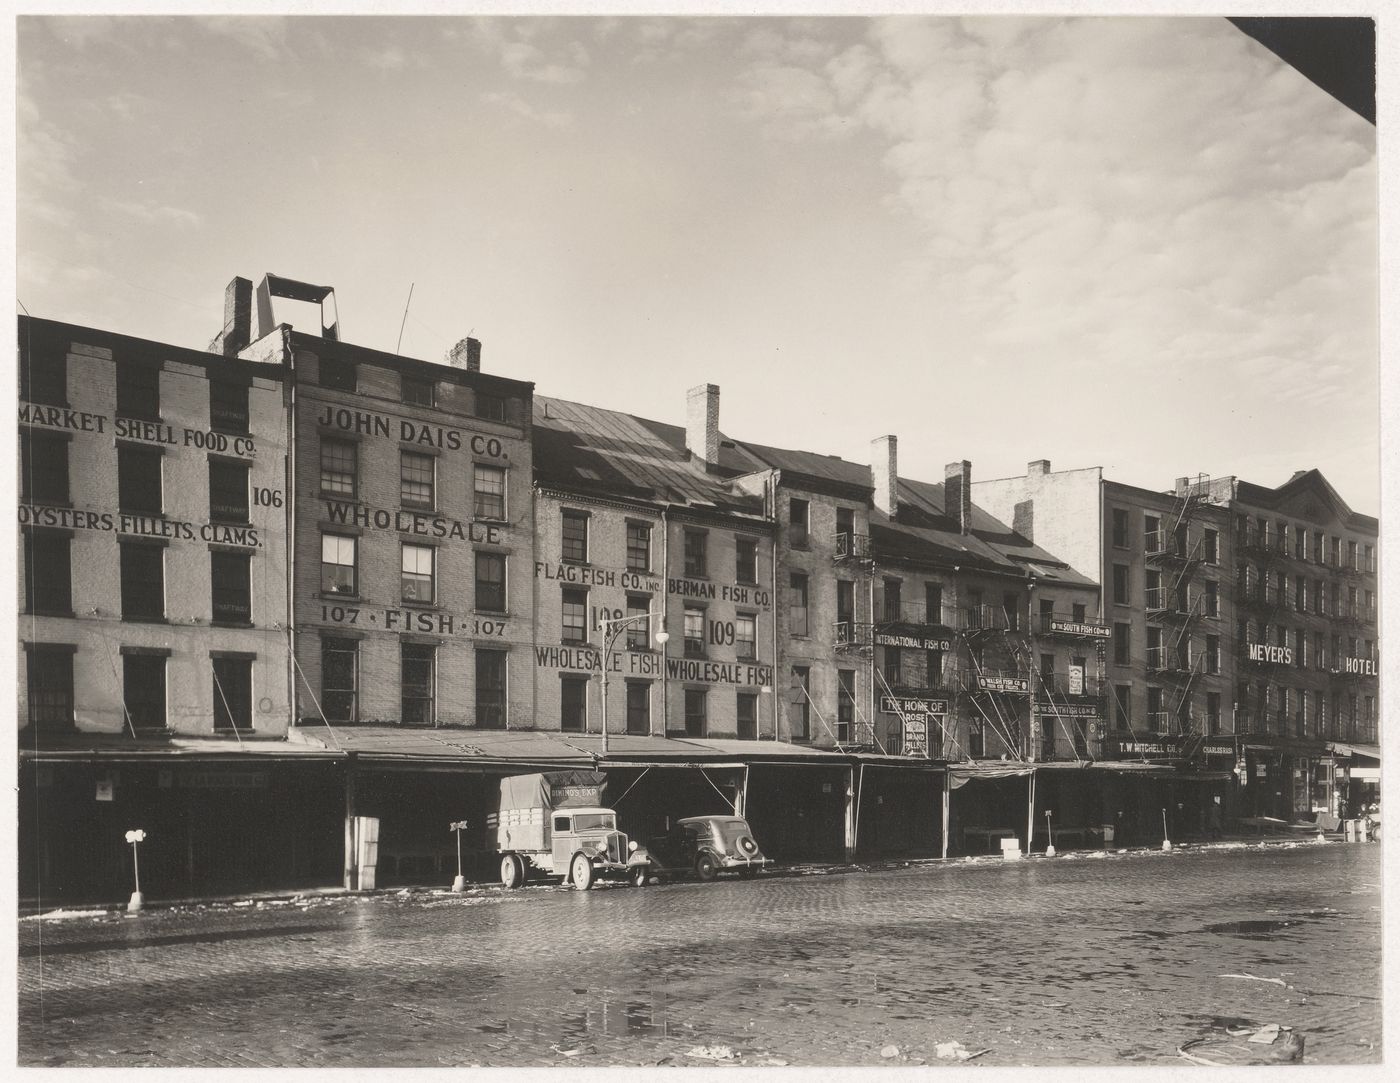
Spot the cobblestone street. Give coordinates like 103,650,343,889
18,841,1381,1068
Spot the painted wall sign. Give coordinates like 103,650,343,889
324,500,503,544
318,604,506,637
533,645,662,677
1247,642,1293,665
667,578,772,608
1049,619,1111,638
176,771,269,790
1041,703,1100,719
1338,656,1379,676
18,505,261,547
20,404,257,456
873,632,953,651
535,562,661,591
1068,664,1085,695
977,675,1030,693
880,695,950,715
665,658,774,687
315,405,504,457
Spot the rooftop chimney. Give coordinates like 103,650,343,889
211,277,253,356
447,337,482,372
871,435,898,517
686,384,720,465
945,460,972,534
1029,459,1051,477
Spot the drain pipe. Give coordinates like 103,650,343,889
660,507,669,736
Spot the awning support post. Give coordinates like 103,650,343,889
343,753,358,890
737,764,750,818
1027,769,1036,854
941,770,950,859
845,764,858,862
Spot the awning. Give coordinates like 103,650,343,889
1329,741,1381,762
19,734,344,764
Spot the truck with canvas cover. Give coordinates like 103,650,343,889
486,771,651,889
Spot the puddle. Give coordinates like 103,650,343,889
1203,919,1302,939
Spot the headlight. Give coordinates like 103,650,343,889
628,840,638,853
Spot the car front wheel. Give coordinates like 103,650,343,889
629,865,650,887
570,852,596,890
694,851,719,882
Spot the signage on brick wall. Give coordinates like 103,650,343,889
535,562,662,591
667,577,772,608
1049,619,1111,638
533,645,662,676
19,404,258,456
1337,656,1379,676
17,505,261,547
324,500,503,544
1247,642,1292,665
318,603,507,638
665,659,774,687
873,632,952,651
977,675,1030,693
902,716,929,758
1040,703,1101,719
315,404,505,457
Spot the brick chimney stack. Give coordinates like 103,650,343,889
945,460,972,534
686,384,720,465
871,435,898,517
1029,459,1051,477
447,337,482,372
211,277,253,356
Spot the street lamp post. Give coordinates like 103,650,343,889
598,611,669,755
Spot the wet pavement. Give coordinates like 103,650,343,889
17,840,1382,1067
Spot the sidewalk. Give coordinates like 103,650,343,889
19,831,1364,919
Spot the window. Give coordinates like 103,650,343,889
927,583,944,625
626,521,651,572
561,588,588,643
1348,539,1358,570
117,444,162,514
837,670,856,742
883,646,902,688
1278,523,1289,555
122,653,166,732
1112,564,1129,605
684,530,707,578
684,688,707,737
1331,536,1342,567
321,637,358,723
736,614,757,659
1205,692,1220,736
883,578,902,622
1203,529,1218,564
1111,508,1129,548
475,552,507,613
1002,593,1020,631
626,682,650,736
1040,652,1055,681
1312,530,1324,563
211,552,252,624
1144,514,1161,553
209,460,250,522
475,650,507,729
684,607,706,656
1206,635,1219,675
926,647,945,686
116,363,160,420
401,643,436,725
24,532,72,615
21,352,66,405
26,646,74,728
1364,544,1375,573
968,720,985,758
401,372,435,406
1295,527,1307,561
1295,577,1306,612
212,656,252,731
836,506,855,553
1072,601,1086,623
1146,686,1163,729
473,464,507,521
1204,580,1218,618
400,451,435,508
320,438,357,496
120,543,165,622
790,666,810,739
210,380,250,435
318,356,357,391
737,691,758,740
1316,631,1326,671
735,536,758,585
560,677,588,732
475,391,506,422
1315,579,1325,615
321,534,357,595
625,595,651,649
789,498,810,548
790,573,809,636
401,544,435,603
20,430,69,504
562,511,589,564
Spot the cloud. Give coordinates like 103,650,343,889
198,16,291,62
102,199,203,229
732,16,1377,413
483,91,573,129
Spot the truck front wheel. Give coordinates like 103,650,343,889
500,853,525,889
570,852,596,890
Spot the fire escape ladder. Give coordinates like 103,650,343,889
961,649,1024,761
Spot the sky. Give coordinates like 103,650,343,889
15,10,1381,513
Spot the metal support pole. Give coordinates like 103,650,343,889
941,770,950,859
1026,770,1036,854
343,754,357,891
843,765,857,862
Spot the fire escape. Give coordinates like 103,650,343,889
1232,516,1283,735
1032,607,1111,760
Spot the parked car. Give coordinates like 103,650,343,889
640,815,770,883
